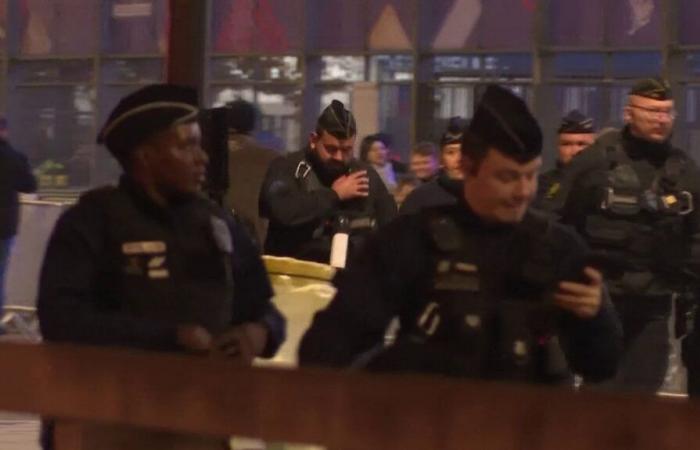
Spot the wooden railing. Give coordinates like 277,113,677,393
0,341,698,449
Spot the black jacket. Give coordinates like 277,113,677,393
260,148,397,263
38,177,285,355
299,202,622,383
399,171,462,215
557,127,700,296
0,139,37,238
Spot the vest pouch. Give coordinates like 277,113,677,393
601,188,641,216
618,271,655,294
584,215,630,248
496,302,540,381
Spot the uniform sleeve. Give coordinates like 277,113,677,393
367,166,397,226
299,216,421,367
260,156,339,226
37,205,181,350
554,229,623,382
229,218,286,358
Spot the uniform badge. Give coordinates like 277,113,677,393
121,240,169,279
546,182,560,199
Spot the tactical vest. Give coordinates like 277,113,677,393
88,187,235,335
294,159,378,238
367,211,570,383
582,144,693,290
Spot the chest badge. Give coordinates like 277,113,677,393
546,182,560,199
121,241,169,279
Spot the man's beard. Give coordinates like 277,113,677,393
310,151,348,185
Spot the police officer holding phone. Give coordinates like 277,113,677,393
299,86,621,384
260,100,397,265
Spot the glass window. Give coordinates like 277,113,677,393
420,0,534,50
683,86,700,161
209,56,302,83
11,60,93,84
13,0,99,56
370,55,414,82
103,0,168,54
433,54,532,81
306,0,364,51
607,0,661,47
210,86,301,152
9,85,96,189
366,0,416,51
680,0,700,44
378,84,412,160
554,85,603,126
211,0,304,53
551,53,606,79
610,52,662,78
476,0,534,49
548,1,604,46
320,56,365,82
100,58,163,84
684,53,700,80
320,88,352,112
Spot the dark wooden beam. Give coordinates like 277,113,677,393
0,342,699,449
166,0,208,100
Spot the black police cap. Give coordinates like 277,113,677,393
558,110,595,134
440,116,468,147
468,85,542,159
317,99,356,139
629,77,672,101
98,84,199,157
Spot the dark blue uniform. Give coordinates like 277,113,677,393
399,171,461,215
299,203,621,384
38,176,285,353
558,127,700,392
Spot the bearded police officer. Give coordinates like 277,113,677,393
299,85,621,384
260,100,397,265
533,110,596,217
557,78,700,393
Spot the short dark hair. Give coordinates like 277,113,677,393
359,134,384,162
227,99,257,134
411,141,438,158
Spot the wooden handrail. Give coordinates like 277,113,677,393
0,341,698,449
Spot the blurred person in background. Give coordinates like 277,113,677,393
533,110,596,218
400,117,467,215
0,116,37,334
223,99,278,246
360,133,404,193
409,141,440,183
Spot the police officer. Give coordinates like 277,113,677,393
37,84,286,448
558,78,700,393
533,110,595,217
260,100,397,264
299,85,621,384
399,117,467,215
